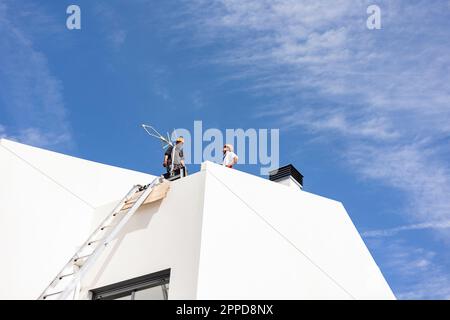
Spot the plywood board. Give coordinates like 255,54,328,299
143,181,170,205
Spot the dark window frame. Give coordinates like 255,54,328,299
90,268,171,300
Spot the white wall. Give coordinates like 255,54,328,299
80,172,207,300
196,162,395,299
0,139,154,299
0,139,394,300
79,161,394,300
0,139,155,207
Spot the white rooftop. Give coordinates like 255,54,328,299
0,138,395,299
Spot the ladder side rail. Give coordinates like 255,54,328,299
75,184,141,254
38,184,141,300
58,178,160,300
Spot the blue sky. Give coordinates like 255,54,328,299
1,0,450,299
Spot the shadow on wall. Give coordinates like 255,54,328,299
89,200,164,287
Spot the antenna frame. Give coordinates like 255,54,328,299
142,124,174,149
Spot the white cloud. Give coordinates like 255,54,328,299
0,125,71,149
367,239,450,299
281,107,400,141
191,90,205,110
178,1,450,298
179,0,450,230
397,275,450,300
108,29,127,49
0,1,73,150
94,2,128,50
147,65,172,101
347,143,450,224
362,220,450,238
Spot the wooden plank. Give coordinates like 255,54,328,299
143,182,170,205
119,182,170,212
125,190,144,204
121,203,134,210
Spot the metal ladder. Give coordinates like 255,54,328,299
38,177,162,300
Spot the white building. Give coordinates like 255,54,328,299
0,138,395,300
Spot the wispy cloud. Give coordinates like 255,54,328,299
362,220,450,238
281,107,400,141
0,126,72,148
191,90,205,110
347,143,450,224
94,2,128,50
147,65,172,101
178,0,450,230
176,0,450,299
109,29,127,49
367,238,450,299
0,1,73,150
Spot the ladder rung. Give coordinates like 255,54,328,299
125,191,144,203
43,291,63,299
74,254,91,262
100,224,116,231
59,273,74,280
38,180,159,301
88,239,101,246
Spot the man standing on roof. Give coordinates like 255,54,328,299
223,144,238,168
163,136,187,178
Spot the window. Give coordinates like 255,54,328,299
90,269,170,300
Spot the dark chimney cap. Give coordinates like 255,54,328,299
269,164,304,187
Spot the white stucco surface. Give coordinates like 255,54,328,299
0,140,394,300
196,162,395,299
0,139,154,299
80,162,394,300
80,172,207,299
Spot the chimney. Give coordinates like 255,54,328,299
269,164,304,190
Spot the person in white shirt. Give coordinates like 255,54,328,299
222,144,238,168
